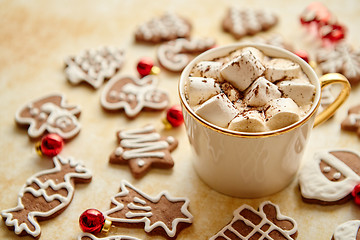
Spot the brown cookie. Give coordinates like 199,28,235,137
209,201,298,240
109,125,178,178
316,43,360,86
222,8,278,39
299,149,360,205
341,105,360,138
15,93,81,140
1,155,92,239
157,37,216,72
100,75,169,118
103,180,193,238
65,46,125,89
134,12,192,44
332,220,360,240
254,33,294,51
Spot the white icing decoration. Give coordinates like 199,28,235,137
299,149,360,202
127,202,152,211
137,159,145,167
209,201,297,240
333,220,360,240
166,136,175,144
65,46,125,89
77,232,142,240
333,172,342,180
323,166,331,173
115,147,124,157
15,94,81,139
29,107,39,116
1,155,92,238
100,75,169,118
133,197,146,205
104,180,193,238
117,125,170,159
349,113,360,125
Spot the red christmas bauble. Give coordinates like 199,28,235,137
40,133,64,157
79,209,105,233
294,50,309,63
137,57,154,77
320,24,346,43
352,184,360,205
166,105,184,127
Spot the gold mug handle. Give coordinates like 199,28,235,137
313,73,351,127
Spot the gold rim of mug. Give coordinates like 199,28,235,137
178,43,321,138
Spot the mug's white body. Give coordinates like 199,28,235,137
179,43,321,198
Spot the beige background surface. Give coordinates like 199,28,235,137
0,0,360,239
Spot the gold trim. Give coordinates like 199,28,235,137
313,73,351,127
101,219,112,234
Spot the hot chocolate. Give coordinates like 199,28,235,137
184,46,315,132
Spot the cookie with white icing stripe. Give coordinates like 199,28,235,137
332,220,360,240
222,7,278,39
157,38,216,72
100,75,169,118
341,105,360,139
65,46,125,89
109,125,178,178
135,12,192,44
299,149,360,205
209,201,298,240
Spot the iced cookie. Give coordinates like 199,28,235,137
103,180,193,238
341,105,360,138
109,125,178,178
15,94,81,140
65,46,125,89
135,12,192,44
100,75,169,118
157,38,216,72
209,201,298,240
222,8,278,39
332,220,360,240
316,43,360,86
1,155,92,239
299,149,360,205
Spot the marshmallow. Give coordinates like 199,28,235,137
278,80,315,106
220,50,265,91
228,110,268,132
265,58,301,82
191,61,224,81
244,77,281,107
186,77,221,106
195,93,239,128
265,98,301,130
220,82,241,102
241,47,265,61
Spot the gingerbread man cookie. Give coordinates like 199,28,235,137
135,12,192,44
101,75,169,118
104,180,193,238
1,155,92,239
341,105,360,138
222,8,278,39
65,46,125,89
109,125,178,178
316,43,360,86
157,37,216,72
15,94,81,140
332,220,360,240
209,201,298,240
299,149,360,204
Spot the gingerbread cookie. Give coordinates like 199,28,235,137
15,94,81,140
65,46,125,89
316,43,360,86
254,33,294,51
157,37,216,72
341,105,360,138
134,12,192,44
1,155,92,239
109,125,178,178
332,220,360,240
209,201,298,240
103,180,193,238
222,8,278,39
100,75,169,118
78,233,141,240
299,149,360,205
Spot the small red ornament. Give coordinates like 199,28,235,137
79,209,105,234
294,50,309,63
163,105,184,129
300,2,333,26
137,57,160,77
35,133,64,157
320,23,346,43
352,184,360,205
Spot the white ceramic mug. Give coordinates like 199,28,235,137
179,43,350,198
